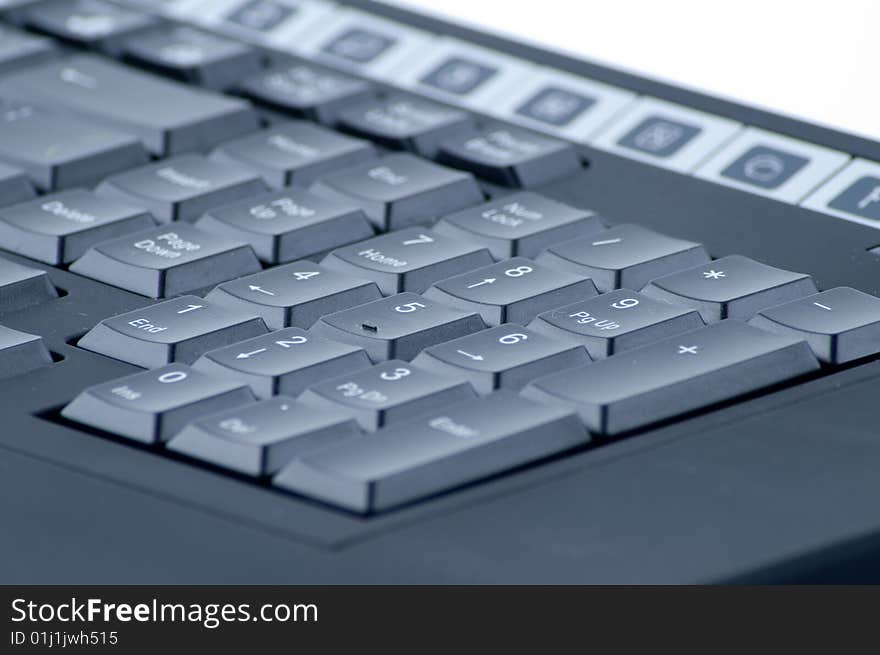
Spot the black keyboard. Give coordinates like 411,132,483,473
3,0,880,583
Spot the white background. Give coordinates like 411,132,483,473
383,0,880,142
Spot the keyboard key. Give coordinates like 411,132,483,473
21,0,158,53
0,256,57,312
749,287,880,364
211,120,376,189
207,262,381,330
310,153,484,231
0,162,36,208
0,100,149,192
336,94,474,157
193,327,372,398
0,25,56,74
236,61,374,124
299,360,475,431
0,54,259,156
70,224,262,298
96,154,267,223
436,125,581,188
274,390,587,513
434,192,605,260
195,187,374,264
424,258,598,326
641,255,818,322
528,290,705,359
0,325,52,378
0,190,155,265
321,227,494,295
312,292,486,362
413,324,590,394
77,295,268,368
536,224,710,293
121,25,261,90
168,397,361,476
523,321,820,435
61,363,254,444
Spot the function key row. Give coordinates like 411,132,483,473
103,0,880,226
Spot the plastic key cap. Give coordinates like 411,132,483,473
0,54,260,156
121,25,261,90
0,100,149,192
321,227,494,295
193,327,372,398
77,295,268,368
0,25,56,74
69,223,262,298
298,360,476,431
0,325,52,378
436,125,581,188
206,262,382,330
749,287,880,364
536,224,711,293
310,153,484,231
311,292,486,363
528,289,705,359
96,154,267,223
523,321,820,435
0,256,57,312
641,255,818,322
236,61,374,124
168,397,362,476
274,390,588,513
61,363,254,444
413,324,590,394
0,190,155,265
20,0,158,53
336,94,474,157
210,120,376,189
424,257,598,326
434,192,605,260
0,162,36,208
195,187,375,264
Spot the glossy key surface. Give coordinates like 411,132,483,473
321,227,493,295
77,295,268,368
70,223,262,298
750,287,880,364
642,255,818,322
61,363,254,444
207,262,382,330
523,321,820,434
274,391,588,512
193,326,372,398
311,292,486,362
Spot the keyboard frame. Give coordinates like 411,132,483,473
2,0,880,583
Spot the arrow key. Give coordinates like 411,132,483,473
207,262,382,329
194,327,372,398
413,324,589,394
424,257,598,326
